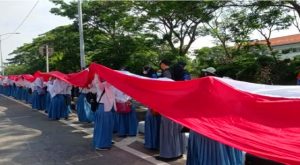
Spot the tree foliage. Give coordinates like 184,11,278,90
136,1,226,56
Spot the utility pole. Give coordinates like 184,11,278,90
78,0,85,69
39,44,53,73
45,44,49,72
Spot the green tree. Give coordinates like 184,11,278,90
136,1,226,57
51,1,142,70
248,6,293,53
4,64,27,75
7,25,81,74
204,7,255,58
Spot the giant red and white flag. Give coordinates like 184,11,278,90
18,63,300,164
89,63,300,164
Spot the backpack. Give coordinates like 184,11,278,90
86,92,98,112
86,90,105,112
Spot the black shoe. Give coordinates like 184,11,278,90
175,155,183,159
155,156,171,161
155,155,183,162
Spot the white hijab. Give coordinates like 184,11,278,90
94,74,116,112
34,78,43,88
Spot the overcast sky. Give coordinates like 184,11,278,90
0,0,299,63
0,0,72,62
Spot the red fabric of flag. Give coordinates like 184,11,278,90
89,62,300,164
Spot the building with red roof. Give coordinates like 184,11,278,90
252,34,300,59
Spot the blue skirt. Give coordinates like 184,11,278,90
8,85,12,96
22,89,27,102
144,110,161,150
76,93,94,122
32,91,45,110
5,85,12,96
7,86,12,96
41,93,46,110
93,104,113,149
14,86,18,98
31,91,39,109
21,88,28,101
16,87,23,100
12,86,17,98
159,116,186,158
3,86,7,95
48,94,67,120
116,106,138,136
63,94,72,118
26,91,32,104
45,92,51,113
112,109,119,133
0,85,3,94
186,131,244,165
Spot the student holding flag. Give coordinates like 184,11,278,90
93,75,115,150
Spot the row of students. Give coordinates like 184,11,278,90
0,65,245,165
0,75,138,151
0,76,33,103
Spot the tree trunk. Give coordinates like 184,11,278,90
287,1,300,18
266,39,273,52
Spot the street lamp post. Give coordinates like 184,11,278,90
0,32,20,75
78,0,86,69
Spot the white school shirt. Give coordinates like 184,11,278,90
46,80,54,92
33,78,43,90
15,80,20,87
23,80,30,89
50,79,67,98
64,84,72,95
8,79,14,86
95,79,116,112
2,77,8,86
16,79,25,87
30,82,35,91
79,87,89,94
112,86,131,103
20,79,26,87
47,83,54,97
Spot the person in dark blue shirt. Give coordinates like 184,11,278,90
142,65,157,78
